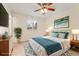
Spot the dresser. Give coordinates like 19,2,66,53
0,39,9,56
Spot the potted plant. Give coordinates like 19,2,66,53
14,27,22,43
2,32,8,40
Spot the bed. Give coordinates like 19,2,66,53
29,32,70,56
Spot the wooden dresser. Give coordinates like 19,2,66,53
0,39,9,56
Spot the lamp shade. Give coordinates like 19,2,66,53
46,26,53,32
72,29,79,34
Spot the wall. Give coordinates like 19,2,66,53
45,5,79,32
12,12,47,42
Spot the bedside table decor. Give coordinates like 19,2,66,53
72,29,79,40
71,29,79,51
44,26,53,36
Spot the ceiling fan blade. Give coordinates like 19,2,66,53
48,3,53,6
34,9,41,12
42,3,47,6
47,8,55,11
37,3,42,6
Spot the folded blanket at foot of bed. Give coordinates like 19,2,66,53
33,37,62,55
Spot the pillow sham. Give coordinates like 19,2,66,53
58,32,69,39
64,32,69,39
58,33,66,39
51,32,59,38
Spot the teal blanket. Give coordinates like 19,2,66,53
33,37,62,55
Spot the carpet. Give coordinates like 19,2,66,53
24,42,79,56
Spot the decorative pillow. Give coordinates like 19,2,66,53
58,33,66,39
51,32,59,38
64,32,69,39
58,32,69,39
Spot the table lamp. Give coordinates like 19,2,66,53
72,29,79,40
45,26,53,36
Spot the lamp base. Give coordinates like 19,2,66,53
73,34,77,40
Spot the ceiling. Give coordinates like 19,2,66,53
6,3,78,18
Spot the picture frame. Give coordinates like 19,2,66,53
27,20,37,29
54,16,69,29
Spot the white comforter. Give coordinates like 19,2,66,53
29,36,70,56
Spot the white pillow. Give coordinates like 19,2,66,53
58,33,66,39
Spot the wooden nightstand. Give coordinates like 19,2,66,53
70,40,79,51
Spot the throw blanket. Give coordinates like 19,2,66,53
32,37,62,55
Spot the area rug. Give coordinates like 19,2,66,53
61,50,79,56
24,42,79,56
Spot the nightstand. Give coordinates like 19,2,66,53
70,40,79,52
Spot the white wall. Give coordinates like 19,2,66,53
45,5,79,32
12,12,47,42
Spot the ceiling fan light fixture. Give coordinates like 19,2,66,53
34,3,55,15
44,8,48,13
40,9,44,13
40,8,48,14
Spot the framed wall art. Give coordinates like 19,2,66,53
27,20,37,29
54,16,69,29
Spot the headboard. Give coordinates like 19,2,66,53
51,29,71,39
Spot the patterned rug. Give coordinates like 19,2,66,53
61,50,79,56
24,42,79,56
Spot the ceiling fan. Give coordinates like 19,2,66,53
34,3,55,15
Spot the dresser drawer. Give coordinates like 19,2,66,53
0,40,9,56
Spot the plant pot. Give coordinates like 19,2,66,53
17,39,21,43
